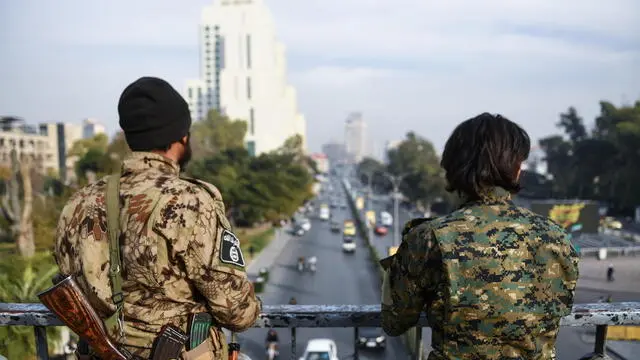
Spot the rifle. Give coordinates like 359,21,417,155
37,275,131,360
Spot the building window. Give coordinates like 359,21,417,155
246,77,251,99
246,140,255,157
215,35,226,70
249,108,255,135
188,88,193,98
246,34,252,69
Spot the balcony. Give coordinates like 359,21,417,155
2,302,640,360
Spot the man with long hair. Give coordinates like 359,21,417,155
380,113,579,359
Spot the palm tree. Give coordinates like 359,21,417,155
0,252,61,359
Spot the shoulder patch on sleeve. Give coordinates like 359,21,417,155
220,230,246,268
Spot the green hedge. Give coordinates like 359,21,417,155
342,180,425,359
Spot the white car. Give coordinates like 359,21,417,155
299,339,339,360
319,206,330,220
300,218,312,231
380,211,393,227
342,238,356,253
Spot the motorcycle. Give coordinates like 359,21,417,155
297,261,304,272
308,262,316,272
266,342,279,360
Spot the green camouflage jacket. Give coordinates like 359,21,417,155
381,187,579,360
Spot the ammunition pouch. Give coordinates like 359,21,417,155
77,312,214,360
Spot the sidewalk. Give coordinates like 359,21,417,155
246,226,292,278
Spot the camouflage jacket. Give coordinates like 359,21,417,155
381,187,579,360
54,152,261,358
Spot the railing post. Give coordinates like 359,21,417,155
594,325,608,356
290,327,296,360
353,327,359,360
34,326,49,360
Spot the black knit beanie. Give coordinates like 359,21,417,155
118,77,192,151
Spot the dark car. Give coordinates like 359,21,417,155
291,224,305,236
330,221,341,232
357,328,386,350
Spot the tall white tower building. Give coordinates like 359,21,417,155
184,0,306,156
344,112,367,163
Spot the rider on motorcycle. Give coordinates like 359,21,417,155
308,256,317,271
265,329,279,344
297,256,305,271
265,329,279,359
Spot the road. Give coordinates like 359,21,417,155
237,186,409,360
359,186,639,359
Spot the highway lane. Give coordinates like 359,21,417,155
238,188,409,359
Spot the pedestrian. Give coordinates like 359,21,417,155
380,113,579,359
249,244,255,259
53,77,261,359
607,263,615,282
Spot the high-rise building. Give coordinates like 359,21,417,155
344,112,367,163
184,0,306,156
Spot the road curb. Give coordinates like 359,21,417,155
246,227,292,278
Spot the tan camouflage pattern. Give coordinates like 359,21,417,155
381,187,579,360
55,152,261,359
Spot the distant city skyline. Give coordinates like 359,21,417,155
1,0,638,154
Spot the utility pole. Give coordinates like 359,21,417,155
383,172,409,247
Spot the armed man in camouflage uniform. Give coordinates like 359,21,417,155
54,77,261,359
380,113,579,359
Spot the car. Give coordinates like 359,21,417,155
342,237,356,253
374,225,388,235
319,205,330,220
343,225,356,237
292,225,305,236
299,338,339,360
357,327,386,350
330,221,341,232
380,211,393,227
299,218,312,231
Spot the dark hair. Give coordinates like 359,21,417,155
440,112,530,200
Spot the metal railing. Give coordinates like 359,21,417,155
2,302,640,360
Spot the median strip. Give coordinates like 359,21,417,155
342,178,425,358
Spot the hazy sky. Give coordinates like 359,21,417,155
1,0,639,156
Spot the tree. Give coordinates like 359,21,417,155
191,110,248,158
385,132,446,209
356,157,386,191
67,133,109,158
0,150,35,257
539,99,640,214
186,113,313,226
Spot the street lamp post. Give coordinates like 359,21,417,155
382,172,409,247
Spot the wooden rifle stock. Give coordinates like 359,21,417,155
37,275,130,360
